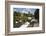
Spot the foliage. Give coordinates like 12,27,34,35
34,9,39,22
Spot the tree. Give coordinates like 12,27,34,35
34,9,39,22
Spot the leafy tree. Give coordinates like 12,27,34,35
34,9,39,22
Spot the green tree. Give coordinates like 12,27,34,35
34,9,39,22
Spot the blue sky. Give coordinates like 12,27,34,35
13,8,36,15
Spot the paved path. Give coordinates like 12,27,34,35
19,19,39,28
20,22,30,28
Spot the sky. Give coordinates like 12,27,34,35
13,8,37,15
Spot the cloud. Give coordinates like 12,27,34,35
14,8,36,15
